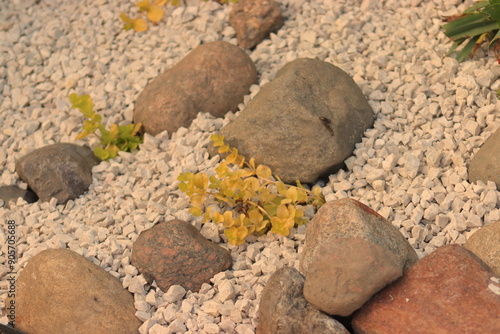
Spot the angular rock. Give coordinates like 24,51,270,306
13,249,140,334
131,219,232,292
469,127,500,188
465,220,500,276
300,199,418,276
15,143,100,205
303,238,403,317
229,0,285,49
134,41,257,136
215,58,374,184
0,185,37,208
353,245,500,333
257,266,350,334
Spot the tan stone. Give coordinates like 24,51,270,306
469,127,500,188
134,41,257,136
14,249,140,334
353,245,500,333
465,220,500,276
303,238,403,317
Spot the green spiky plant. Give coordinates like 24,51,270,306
442,0,500,63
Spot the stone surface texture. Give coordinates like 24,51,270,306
256,266,350,334
303,238,403,317
300,199,418,276
14,143,100,205
353,245,500,334
215,58,374,184
229,0,285,49
134,41,257,136
469,127,500,188
13,249,140,334
465,220,500,276
131,219,232,292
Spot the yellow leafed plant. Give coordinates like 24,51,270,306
177,134,325,245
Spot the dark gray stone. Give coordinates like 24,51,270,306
229,0,285,49
0,323,28,334
214,58,374,184
134,41,258,136
469,127,500,188
15,143,100,205
0,186,37,208
256,266,350,334
131,219,232,292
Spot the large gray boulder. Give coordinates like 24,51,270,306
215,58,374,184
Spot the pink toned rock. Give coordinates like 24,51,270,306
353,244,500,334
13,249,140,334
131,219,232,292
303,238,403,317
134,41,257,136
229,0,285,49
257,266,350,334
465,220,500,276
300,199,418,276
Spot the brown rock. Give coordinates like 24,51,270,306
303,238,403,317
15,143,100,205
353,244,500,334
131,219,232,292
300,199,418,276
465,220,500,276
134,41,257,136
13,249,140,334
213,58,374,184
257,266,350,334
229,0,285,49
469,127,500,188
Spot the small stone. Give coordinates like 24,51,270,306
229,0,285,49
131,220,232,292
15,143,100,204
217,280,236,302
163,285,186,303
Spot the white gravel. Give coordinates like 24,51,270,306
1,0,500,333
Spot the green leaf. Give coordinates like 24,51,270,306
456,35,481,62
445,19,498,40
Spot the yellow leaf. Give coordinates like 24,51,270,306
133,18,148,32
255,165,272,179
75,131,91,140
191,193,205,208
276,204,289,219
136,0,151,11
248,158,255,169
154,0,168,5
147,6,164,23
224,225,248,246
215,161,229,178
243,177,260,192
193,172,208,189
189,207,203,217
285,187,298,202
132,122,142,135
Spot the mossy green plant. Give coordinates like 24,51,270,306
70,93,143,161
177,134,325,245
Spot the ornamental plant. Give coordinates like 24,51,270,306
70,93,143,160
442,0,500,63
177,134,325,245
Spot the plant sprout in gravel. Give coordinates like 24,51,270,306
442,0,500,62
178,134,325,245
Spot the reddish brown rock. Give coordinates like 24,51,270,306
353,244,500,334
229,0,285,49
465,220,500,276
13,249,140,334
257,266,350,334
131,219,232,292
303,238,403,317
300,199,418,276
133,41,257,136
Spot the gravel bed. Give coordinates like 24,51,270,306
1,0,500,333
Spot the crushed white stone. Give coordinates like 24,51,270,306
1,0,500,332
